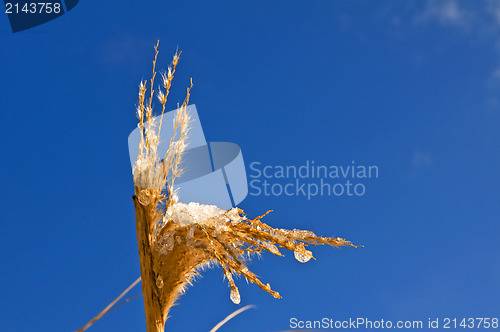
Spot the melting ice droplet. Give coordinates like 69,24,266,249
156,275,164,288
230,287,241,304
294,250,312,263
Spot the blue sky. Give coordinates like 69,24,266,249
1,1,499,331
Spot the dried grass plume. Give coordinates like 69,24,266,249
132,41,359,332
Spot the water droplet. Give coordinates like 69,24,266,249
264,242,280,255
163,236,174,251
294,250,312,263
211,229,219,238
230,287,240,304
188,226,195,238
138,190,151,206
156,275,164,288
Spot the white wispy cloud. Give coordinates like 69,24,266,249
415,0,471,28
414,0,500,37
412,0,500,109
486,0,500,25
492,66,500,79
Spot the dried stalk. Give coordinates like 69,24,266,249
74,277,141,332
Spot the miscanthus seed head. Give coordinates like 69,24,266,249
132,42,359,330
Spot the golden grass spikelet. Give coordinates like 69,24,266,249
132,41,359,332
